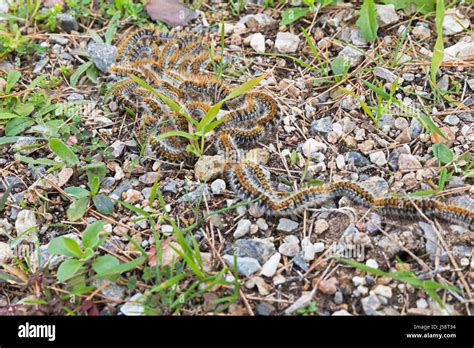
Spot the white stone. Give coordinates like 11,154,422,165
302,138,327,158
366,259,379,269
442,9,470,36
373,284,393,298
376,4,400,27
443,39,474,62
412,26,431,40
249,33,265,53
120,293,145,316
210,179,226,195
0,242,12,263
369,151,387,166
234,219,251,238
374,67,397,83
260,252,281,277
15,210,37,241
275,32,300,53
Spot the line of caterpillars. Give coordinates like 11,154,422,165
111,26,474,231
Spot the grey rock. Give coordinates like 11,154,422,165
88,42,117,73
338,46,364,67
226,239,276,265
239,13,277,31
459,112,473,123
377,236,401,257
350,28,367,46
66,93,84,101
223,255,261,276
412,25,431,40
275,32,300,53
256,218,269,231
234,219,251,238
361,176,389,197
379,114,395,129
256,302,276,316
278,235,300,257
366,213,382,233
179,184,209,203
93,279,126,301
374,67,397,83
346,151,371,167
110,180,132,200
402,73,415,82
361,294,382,315
437,75,449,91
444,115,459,126
398,154,421,170
163,180,181,194
276,218,299,232
110,140,126,158
292,253,308,271
310,116,333,134
249,33,265,53
120,293,145,316
442,9,470,36
210,179,226,195
419,222,447,262
409,117,423,139
260,252,280,277
376,4,399,27
369,151,387,166
33,57,49,74
57,13,79,33
334,291,344,305
50,34,69,45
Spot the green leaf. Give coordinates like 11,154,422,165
331,56,350,82
0,136,20,145
67,197,90,221
49,137,79,166
0,184,13,212
82,220,104,250
57,259,84,283
92,255,120,281
70,61,93,86
49,236,84,258
92,194,115,215
5,117,35,136
129,75,198,126
225,74,266,101
105,11,121,45
0,112,20,119
86,65,99,84
431,0,444,84
64,186,91,199
356,0,379,42
5,70,21,93
281,7,310,25
14,154,63,167
95,255,146,277
432,143,453,164
89,30,104,44
14,103,35,117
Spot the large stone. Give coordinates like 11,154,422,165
375,4,399,27
275,32,300,53
194,155,225,182
88,42,117,73
442,9,470,36
443,39,474,62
